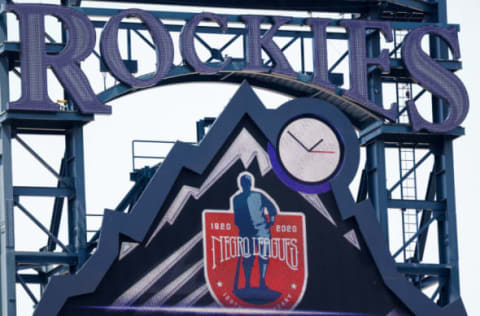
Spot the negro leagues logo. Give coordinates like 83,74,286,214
202,172,307,309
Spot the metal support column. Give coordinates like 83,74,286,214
434,140,460,305
366,140,389,242
0,1,16,313
0,124,17,316
365,9,390,244
64,0,88,271
65,127,88,270
430,0,461,305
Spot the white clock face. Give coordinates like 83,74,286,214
278,117,342,183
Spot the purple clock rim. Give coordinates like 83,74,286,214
267,142,331,194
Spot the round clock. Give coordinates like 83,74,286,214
277,116,343,184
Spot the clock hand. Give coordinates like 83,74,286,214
287,131,310,152
311,150,336,154
308,138,324,152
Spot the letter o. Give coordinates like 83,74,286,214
100,9,174,88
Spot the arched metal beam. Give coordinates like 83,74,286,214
97,66,382,129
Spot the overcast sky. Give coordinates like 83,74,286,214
8,0,480,315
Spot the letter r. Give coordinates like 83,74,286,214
7,4,111,114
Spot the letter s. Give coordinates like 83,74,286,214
402,26,469,132
289,239,299,270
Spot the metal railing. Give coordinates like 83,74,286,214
131,140,177,171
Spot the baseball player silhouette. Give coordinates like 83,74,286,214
233,173,278,290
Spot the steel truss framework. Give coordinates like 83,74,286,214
0,0,464,315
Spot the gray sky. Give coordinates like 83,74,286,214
8,0,480,315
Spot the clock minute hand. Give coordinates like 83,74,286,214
287,131,310,152
311,150,336,154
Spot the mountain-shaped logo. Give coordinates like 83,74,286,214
34,82,467,316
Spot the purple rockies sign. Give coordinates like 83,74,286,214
6,4,469,132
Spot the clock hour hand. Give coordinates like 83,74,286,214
287,131,310,152
308,138,323,152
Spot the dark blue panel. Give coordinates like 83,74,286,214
34,82,466,316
